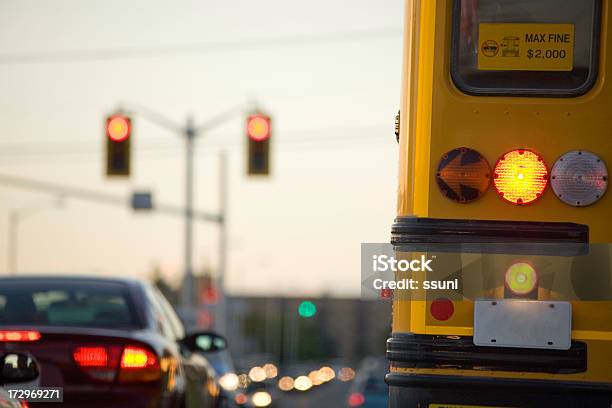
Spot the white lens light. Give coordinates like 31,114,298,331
551,151,608,207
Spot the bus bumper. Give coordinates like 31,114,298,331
386,372,612,408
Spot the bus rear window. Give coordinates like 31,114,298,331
451,0,601,97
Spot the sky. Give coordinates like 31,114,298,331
0,0,403,297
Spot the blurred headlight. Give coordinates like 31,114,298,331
219,373,239,391
251,391,272,407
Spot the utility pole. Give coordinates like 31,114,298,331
110,102,249,328
181,116,196,309
217,151,228,334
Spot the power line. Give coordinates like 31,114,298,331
0,125,392,159
0,27,402,65
0,139,394,166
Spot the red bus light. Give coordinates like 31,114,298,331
430,298,455,321
493,149,548,205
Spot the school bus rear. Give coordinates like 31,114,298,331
388,0,612,407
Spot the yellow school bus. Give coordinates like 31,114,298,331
387,0,611,407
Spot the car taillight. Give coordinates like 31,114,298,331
73,344,160,383
73,345,121,382
117,346,161,382
73,347,108,367
348,392,365,407
0,330,41,342
504,261,538,299
493,149,548,205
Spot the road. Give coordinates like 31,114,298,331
275,380,352,408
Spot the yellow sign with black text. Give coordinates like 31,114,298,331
478,23,574,71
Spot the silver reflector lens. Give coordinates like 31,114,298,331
551,151,608,207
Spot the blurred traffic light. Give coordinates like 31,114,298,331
246,113,271,176
106,114,131,176
298,301,317,318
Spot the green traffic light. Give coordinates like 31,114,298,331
298,301,317,318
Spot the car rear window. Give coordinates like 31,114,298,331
0,280,141,329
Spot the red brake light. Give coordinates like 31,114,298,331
493,149,548,205
348,392,365,407
72,344,160,383
0,330,41,342
73,347,108,368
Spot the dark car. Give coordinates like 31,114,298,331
0,351,40,407
0,276,225,408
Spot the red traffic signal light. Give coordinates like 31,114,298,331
107,115,131,142
106,114,132,177
246,113,271,176
247,114,271,142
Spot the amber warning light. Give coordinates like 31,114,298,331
493,149,548,205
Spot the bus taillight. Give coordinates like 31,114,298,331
493,149,549,205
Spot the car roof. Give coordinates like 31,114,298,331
0,275,145,287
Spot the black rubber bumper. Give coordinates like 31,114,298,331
391,217,589,245
386,372,612,408
387,333,587,374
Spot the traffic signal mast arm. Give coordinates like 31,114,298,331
109,101,256,310
0,173,222,223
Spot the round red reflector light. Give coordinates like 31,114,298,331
551,150,608,207
430,298,454,321
436,147,491,203
247,115,270,141
505,261,538,296
107,116,130,142
493,149,548,205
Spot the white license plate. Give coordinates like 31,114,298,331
473,299,571,350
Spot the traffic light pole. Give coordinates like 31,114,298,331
114,102,249,328
182,117,196,309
